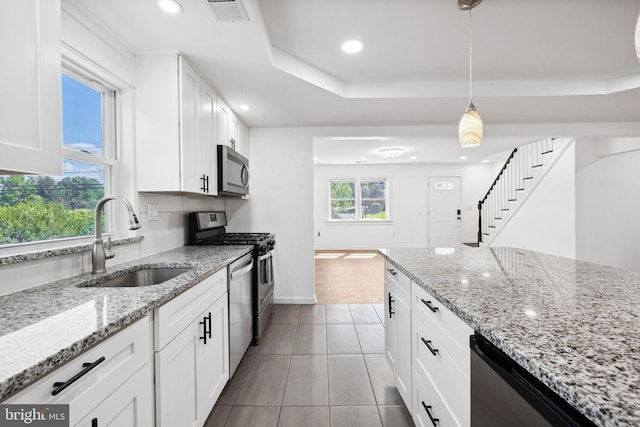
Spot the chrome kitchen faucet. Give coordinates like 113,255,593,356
92,195,141,274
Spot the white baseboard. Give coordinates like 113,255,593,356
274,296,317,304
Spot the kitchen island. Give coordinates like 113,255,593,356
0,245,253,401
379,246,639,427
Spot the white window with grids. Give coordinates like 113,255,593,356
0,68,119,247
329,178,389,221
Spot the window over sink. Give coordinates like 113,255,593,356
0,71,118,246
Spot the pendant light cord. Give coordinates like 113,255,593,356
469,9,473,101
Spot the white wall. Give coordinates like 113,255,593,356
226,128,316,304
313,163,497,249
490,142,577,259
576,139,640,272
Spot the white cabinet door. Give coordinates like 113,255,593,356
155,292,229,427
396,294,412,408
136,54,217,195
384,264,412,412
155,314,201,427
197,293,229,415
179,58,201,194
216,100,231,148
74,364,154,427
0,0,62,175
384,282,397,370
199,81,217,195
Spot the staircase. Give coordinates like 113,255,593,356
478,137,572,246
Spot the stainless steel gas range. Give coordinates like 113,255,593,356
188,212,275,349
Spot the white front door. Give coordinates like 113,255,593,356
428,177,461,248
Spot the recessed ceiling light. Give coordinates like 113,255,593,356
341,40,364,54
313,157,319,161
481,159,489,163
459,156,468,160
410,156,418,160
377,148,403,158
158,0,183,14
239,104,251,111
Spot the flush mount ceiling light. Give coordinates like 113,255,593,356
158,0,183,14
239,104,251,111
377,148,404,158
341,40,364,54
458,0,483,148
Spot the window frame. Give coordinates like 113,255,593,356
0,63,122,252
327,177,390,222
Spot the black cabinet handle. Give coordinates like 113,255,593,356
200,174,207,192
52,357,106,396
92,418,98,427
200,313,212,344
421,298,439,313
386,268,398,276
421,337,439,356
388,292,395,318
422,402,440,426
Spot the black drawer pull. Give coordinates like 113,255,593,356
422,402,440,426
421,337,439,356
388,292,395,318
386,268,398,276
52,356,106,396
200,312,212,344
421,298,439,313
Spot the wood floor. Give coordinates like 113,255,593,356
314,250,384,304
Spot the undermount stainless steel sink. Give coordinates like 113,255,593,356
88,267,192,288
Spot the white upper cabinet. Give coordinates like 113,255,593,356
0,0,63,175
216,99,248,158
136,55,218,195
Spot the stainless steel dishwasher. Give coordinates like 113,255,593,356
228,252,254,376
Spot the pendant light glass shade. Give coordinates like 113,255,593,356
636,12,640,63
459,101,483,148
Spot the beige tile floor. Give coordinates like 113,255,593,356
205,303,415,427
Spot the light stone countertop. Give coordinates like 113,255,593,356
379,246,640,427
0,245,253,401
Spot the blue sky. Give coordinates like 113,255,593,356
61,74,105,183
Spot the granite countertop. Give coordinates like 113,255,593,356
379,246,640,427
0,245,253,401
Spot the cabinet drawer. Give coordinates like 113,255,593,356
413,314,469,427
384,261,410,302
412,282,472,374
413,366,461,427
155,268,227,351
7,315,153,426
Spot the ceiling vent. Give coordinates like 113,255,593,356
207,0,249,22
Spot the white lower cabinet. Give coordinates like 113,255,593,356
154,269,229,427
383,263,474,427
75,364,154,427
6,316,154,426
383,261,412,410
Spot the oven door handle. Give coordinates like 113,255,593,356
258,252,272,262
230,259,254,280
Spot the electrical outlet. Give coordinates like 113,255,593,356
148,203,160,221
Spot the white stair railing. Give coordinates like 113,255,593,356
477,137,572,245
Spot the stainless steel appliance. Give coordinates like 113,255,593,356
217,145,249,197
188,211,275,346
470,333,596,427
227,252,253,375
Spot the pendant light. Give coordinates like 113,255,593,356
458,0,483,148
636,11,640,64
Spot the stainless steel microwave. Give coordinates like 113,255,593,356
217,145,249,197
